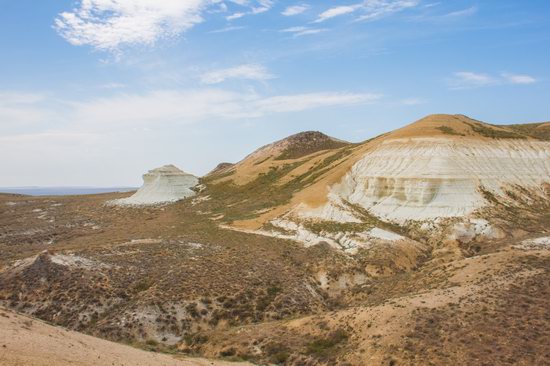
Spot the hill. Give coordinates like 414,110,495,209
202,114,550,253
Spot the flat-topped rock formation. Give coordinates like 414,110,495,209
111,165,198,206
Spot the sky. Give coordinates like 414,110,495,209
1,0,549,186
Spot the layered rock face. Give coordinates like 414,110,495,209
321,137,550,222
207,114,550,251
111,165,198,206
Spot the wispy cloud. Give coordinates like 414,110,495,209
423,2,441,8
255,92,381,113
73,89,381,125
450,72,496,89
200,64,275,84
450,71,537,89
356,0,419,21
209,25,246,33
315,5,360,23
54,0,212,52
251,0,274,14
502,73,537,85
7,89,381,130
281,26,327,37
314,1,419,23
409,5,477,23
442,6,478,18
226,12,246,21
282,4,309,16
225,0,275,20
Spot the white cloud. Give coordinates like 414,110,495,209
356,0,419,21
450,71,537,89
314,1,419,23
228,0,249,5
502,73,537,85
281,26,327,37
54,0,213,51
70,89,382,127
226,12,246,20
315,5,360,23
200,64,275,84
423,2,441,8
442,6,477,18
72,89,252,125
223,0,274,20
282,4,309,16
410,5,477,22
209,25,246,33
450,72,496,89
1,88,380,136
251,0,274,14
255,92,381,113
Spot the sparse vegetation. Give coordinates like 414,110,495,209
507,122,550,140
274,131,349,160
465,121,526,139
436,125,465,136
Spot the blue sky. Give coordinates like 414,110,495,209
1,0,549,186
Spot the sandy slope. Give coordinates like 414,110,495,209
0,307,248,366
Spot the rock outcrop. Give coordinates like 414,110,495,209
111,165,198,206
319,136,550,222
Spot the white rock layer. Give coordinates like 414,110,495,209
248,218,407,254
301,137,550,222
514,236,550,250
111,165,198,206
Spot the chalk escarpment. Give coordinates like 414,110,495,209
319,137,550,222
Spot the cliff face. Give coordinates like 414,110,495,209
308,136,550,223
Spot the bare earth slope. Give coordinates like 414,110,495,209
0,307,249,366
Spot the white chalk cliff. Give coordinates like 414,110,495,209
314,137,550,223
111,165,198,206
290,115,550,224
